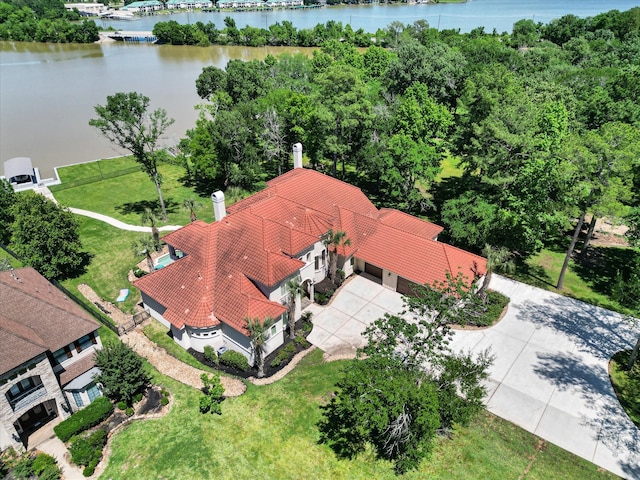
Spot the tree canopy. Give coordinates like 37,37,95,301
9,192,90,280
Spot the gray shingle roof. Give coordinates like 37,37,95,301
0,268,100,375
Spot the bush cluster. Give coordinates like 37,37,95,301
270,342,296,367
219,350,249,371
10,452,60,480
203,345,219,364
474,291,510,326
54,396,114,442
69,429,107,477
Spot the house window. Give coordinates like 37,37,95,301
270,324,277,337
321,250,326,265
87,384,100,403
314,256,319,270
53,346,73,365
77,334,94,353
280,284,287,296
350,257,354,266
72,391,84,408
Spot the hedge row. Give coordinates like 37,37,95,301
219,350,249,371
54,397,114,442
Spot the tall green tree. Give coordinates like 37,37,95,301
10,192,89,280
0,178,16,245
89,92,174,221
94,341,150,405
323,229,351,283
556,123,638,289
141,208,162,252
285,277,303,339
245,317,274,378
132,235,156,272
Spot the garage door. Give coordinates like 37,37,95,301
396,277,417,296
364,263,383,279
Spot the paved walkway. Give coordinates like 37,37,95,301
34,185,182,233
307,274,640,478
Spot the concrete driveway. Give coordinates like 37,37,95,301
306,274,640,478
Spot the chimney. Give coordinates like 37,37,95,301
211,191,226,222
293,143,303,169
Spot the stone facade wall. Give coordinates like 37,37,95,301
0,354,69,452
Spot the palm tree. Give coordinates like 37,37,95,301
286,277,303,339
132,235,156,272
478,244,516,297
142,208,162,252
245,317,274,378
324,229,351,283
182,197,202,223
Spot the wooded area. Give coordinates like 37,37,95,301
180,8,640,278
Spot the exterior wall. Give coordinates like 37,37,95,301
63,381,101,412
354,257,365,273
186,325,224,353
338,255,355,278
52,332,102,376
221,323,252,360
382,269,398,290
0,354,69,452
141,293,171,329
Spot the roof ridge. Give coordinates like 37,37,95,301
0,312,47,352
2,280,97,332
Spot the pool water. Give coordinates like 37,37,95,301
154,253,175,270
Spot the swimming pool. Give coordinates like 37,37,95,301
154,253,175,270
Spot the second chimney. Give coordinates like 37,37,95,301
212,191,226,222
293,143,303,169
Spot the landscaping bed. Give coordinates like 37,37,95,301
188,315,314,379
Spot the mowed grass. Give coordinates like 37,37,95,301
609,351,640,428
52,158,216,226
512,247,637,314
100,349,617,480
142,321,220,375
61,216,142,314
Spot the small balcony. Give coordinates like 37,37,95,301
9,385,47,412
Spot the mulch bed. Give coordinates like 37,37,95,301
188,320,313,379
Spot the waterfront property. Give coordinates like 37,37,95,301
0,268,103,452
134,145,486,364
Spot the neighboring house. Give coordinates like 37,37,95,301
0,268,103,452
166,0,212,9
121,0,163,12
135,144,487,364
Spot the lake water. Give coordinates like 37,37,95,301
1,0,638,177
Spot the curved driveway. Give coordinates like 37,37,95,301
307,274,640,478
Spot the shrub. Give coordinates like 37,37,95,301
94,341,150,405
271,342,296,367
294,335,309,348
54,397,114,442
199,373,224,415
12,456,33,480
219,350,249,371
117,401,127,410
32,453,60,480
161,389,169,397
160,396,169,406
83,457,99,477
69,429,106,467
203,345,218,364
133,267,147,278
474,291,510,326
133,393,143,404
125,407,134,416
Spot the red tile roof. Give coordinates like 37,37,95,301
0,268,100,375
136,168,486,334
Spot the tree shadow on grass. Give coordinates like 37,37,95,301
115,198,180,218
510,259,555,290
572,247,639,298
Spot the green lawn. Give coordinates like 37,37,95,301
609,351,640,428
142,321,221,375
511,247,637,314
100,349,617,480
61,216,143,314
52,158,215,226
